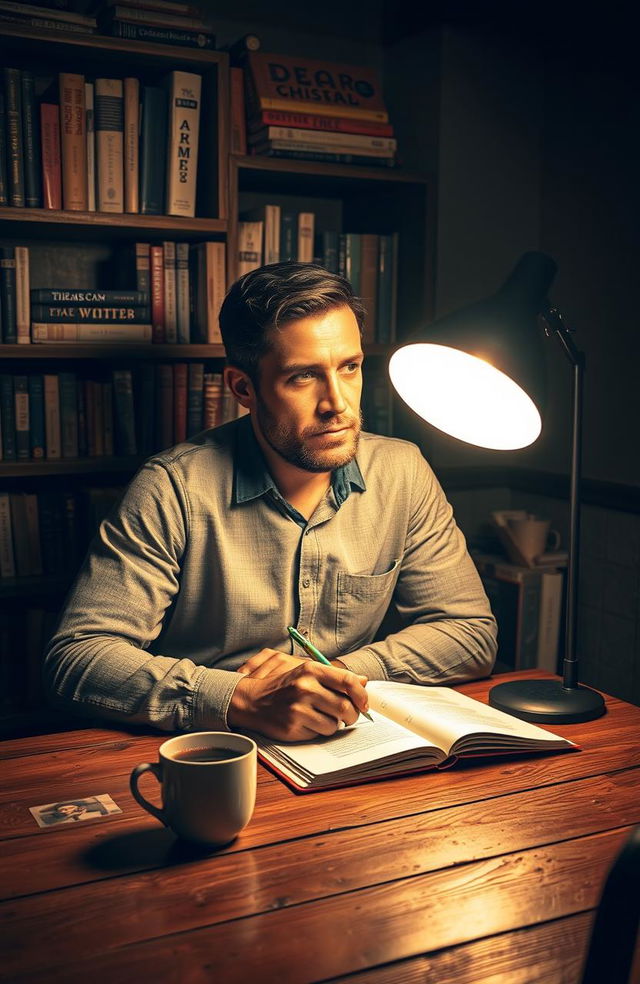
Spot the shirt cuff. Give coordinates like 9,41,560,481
192,667,245,731
338,648,388,681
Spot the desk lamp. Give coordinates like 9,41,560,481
389,251,605,723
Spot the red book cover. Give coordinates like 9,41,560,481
40,103,62,210
249,108,394,137
150,244,165,343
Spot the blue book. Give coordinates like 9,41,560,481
0,91,8,206
28,375,45,459
58,372,79,459
13,375,30,460
21,71,42,208
0,247,17,344
140,86,168,215
0,374,16,460
280,211,297,262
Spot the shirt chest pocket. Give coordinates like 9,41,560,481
335,558,401,653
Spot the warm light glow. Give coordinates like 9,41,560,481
389,343,542,450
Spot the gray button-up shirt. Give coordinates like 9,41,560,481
44,415,497,732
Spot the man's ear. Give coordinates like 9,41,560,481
224,366,255,409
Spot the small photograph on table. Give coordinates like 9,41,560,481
29,793,122,828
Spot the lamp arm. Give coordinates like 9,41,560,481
540,305,584,689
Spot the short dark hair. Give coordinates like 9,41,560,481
219,261,366,380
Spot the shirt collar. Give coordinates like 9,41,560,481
233,414,366,509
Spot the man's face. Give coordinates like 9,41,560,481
58,804,81,816
253,305,364,473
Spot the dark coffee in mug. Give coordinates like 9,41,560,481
172,746,240,763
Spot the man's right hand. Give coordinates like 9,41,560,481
227,660,370,742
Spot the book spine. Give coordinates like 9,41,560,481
76,378,87,456
43,373,61,459
203,371,223,429
205,242,225,344
0,11,95,33
264,204,281,264
343,233,362,295
172,362,187,442
134,363,155,455
95,77,124,213
102,19,214,48
251,96,388,124
14,246,30,344
85,82,96,212
20,70,42,208
376,233,398,344
186,361,204,435
0,1,96,27
104,0,203,14
112,368,137,454
359,233,379,346
123,77,139,213
103,378,114,455
139,86,167,215
59,73,87,210
134,244,151,295
297,211,315,263
249,108,394,137
104,5,212,28
250,126,397,153
40,103,63,211
238,220,263,276
13,374,29,460
162,240,177,343
3,67,25,207
318,230,339,274
516,575,542,670
32,323,152,342
28,374,45,459
165,70,201,218
0,492,16,577
537,571,564,672
229,66,247,155
280,211,296,262
150,244,165,343
31,304,150,323
0,374,16,460
58,371,79,458
10,493,32,576
23,493,42,577
254,146,395,167
0,91,8,206
0,247,17,344
31,288,149,304
175,242,190,343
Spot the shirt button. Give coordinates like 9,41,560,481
302,577,311,588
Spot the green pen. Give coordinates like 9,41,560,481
287,625,374,722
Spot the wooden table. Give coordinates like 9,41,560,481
1,670,639,984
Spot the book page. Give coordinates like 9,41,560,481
367,682,574,757
257,712,444,785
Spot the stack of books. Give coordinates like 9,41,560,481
0,0,97,35
0,66,202,219
243,52,397,168
93,0,215,49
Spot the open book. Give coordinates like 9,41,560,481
257,681,578,792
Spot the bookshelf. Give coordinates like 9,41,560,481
0,25,434,735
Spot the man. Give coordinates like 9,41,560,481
44,262,497,741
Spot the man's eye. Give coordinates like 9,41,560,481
291,371,314,382
344,363,361,373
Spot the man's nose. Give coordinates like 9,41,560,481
319,374,347,415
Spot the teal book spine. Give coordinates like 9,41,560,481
3,67,25,207
21,71,42,208
0,246,17,344
140,86,167,215
344,232,362,294
0,374,16,460
28,374,45,459
13,375,30,460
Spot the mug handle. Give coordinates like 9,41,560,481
130,762,167,826
547,529,561,550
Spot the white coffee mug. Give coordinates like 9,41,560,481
506,514,561,564
130,732,257,846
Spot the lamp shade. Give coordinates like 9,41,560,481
389,252,557,449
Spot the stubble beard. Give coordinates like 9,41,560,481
255,398,362,473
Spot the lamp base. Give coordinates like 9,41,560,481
489,678,606,724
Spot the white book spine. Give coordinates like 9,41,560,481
15,246,30,343
165,70,201,218
297,211,315,262
265,204,281,264
206,241,225,344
